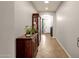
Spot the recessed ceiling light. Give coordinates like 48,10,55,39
45,7,48,10
44,1,49,3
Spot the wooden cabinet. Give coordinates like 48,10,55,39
32,13,41,45
32,13,39,33
16,33,38,58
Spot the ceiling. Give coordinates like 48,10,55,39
31,1,62,12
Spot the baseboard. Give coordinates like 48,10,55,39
52,37,71,58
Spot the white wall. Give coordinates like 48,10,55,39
40,12,56,36
0,1,37,58
0,2,14,57
56,1,79,57
15,1,37,37
53,13,56,38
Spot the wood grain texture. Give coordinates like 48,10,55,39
16,33,38,58
36,34,69,58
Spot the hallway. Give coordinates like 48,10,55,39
36,34,68,58
0,1,79,58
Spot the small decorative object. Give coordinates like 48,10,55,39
24,26,36,37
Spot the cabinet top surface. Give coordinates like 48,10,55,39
16,33,38,40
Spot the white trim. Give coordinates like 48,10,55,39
52,37,71,58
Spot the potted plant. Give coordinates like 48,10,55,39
24,26,36,37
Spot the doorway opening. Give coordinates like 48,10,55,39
40,14,53,36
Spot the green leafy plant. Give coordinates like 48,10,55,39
24,26,36,36
32,27,36,34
